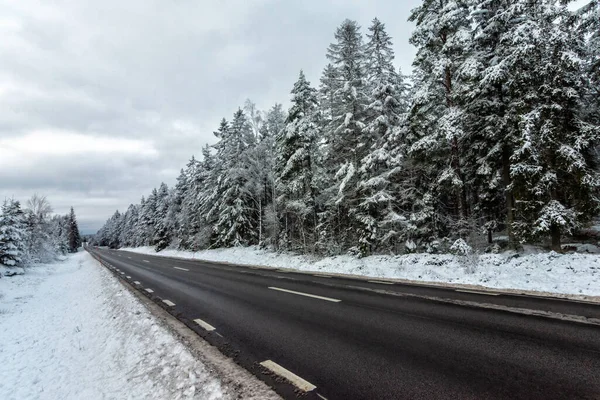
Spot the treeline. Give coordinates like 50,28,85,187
94,1,600,256
0,195,82,274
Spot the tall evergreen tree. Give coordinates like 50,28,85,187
67,207,81,253
407,0,471,244
356,18,406,255
212,109,257,247
276,70,321,251
0,200,25,268
508,1,600,250
320,19,370,253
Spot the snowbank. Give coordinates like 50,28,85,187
123,246,600,297
0,252,225,400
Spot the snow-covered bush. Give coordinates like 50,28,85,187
450,238,472,256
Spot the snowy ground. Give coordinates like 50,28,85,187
0,252,226,400
122,246,600,298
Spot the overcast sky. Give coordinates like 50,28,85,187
0,0,588,233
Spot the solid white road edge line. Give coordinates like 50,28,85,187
173,266,189,271
317,394,328,400
268,287,341,303
259,360,316,392
193,318,216,331
162,299,176,307
145,288,154,293
368,280,394,285
456,289,500,296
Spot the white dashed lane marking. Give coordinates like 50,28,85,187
133,281,141,285
193,318,216,331
456,289,500,296
162,299,176,307
145,288,154,293
260,360,316,392
143,260,150,263
173,267,189,271
268,287,341,303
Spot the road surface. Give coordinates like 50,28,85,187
87,247,600,400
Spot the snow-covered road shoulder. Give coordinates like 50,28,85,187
122,246,600,299
0,252,226,400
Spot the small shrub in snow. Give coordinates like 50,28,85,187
450,239,472,256
404,240,417,254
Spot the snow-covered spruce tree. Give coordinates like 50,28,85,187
318,63,340,136
275,70,321,251
201,120,230,239
211,109,258,247
50,214,69,255
104,210,122,248
320,19,370,254
456,0,545,248
67,206,81,253
118,204,139,248
139,189,158,246
177,155,208,249
152,182,171,251
407,0,471,245
509,1,600,250
0,200,26,270
578,0,600,127
250,103,285,246
355,18,406,255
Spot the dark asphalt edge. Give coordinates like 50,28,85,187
87,249,323,400
117,248,600,305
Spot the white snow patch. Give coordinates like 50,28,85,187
0,252,225,400
122,246,600,297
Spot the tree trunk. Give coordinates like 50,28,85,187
502,146,516,249
550,224,561,252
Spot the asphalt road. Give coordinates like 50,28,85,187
87,247,600,400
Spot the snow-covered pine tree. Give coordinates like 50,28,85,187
0,199,25,270
251,103,285,246
49,214,69,255
407,0,471,244
356,18,406,255
318,63,340,136
275,70,321,251
139,189,158,246
458,0,543,248
67,206,81,253
578,0,600,127
153,182,171,251
321,19,370,254
212,109,258,247
118,204,139,248
509,0,600,250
